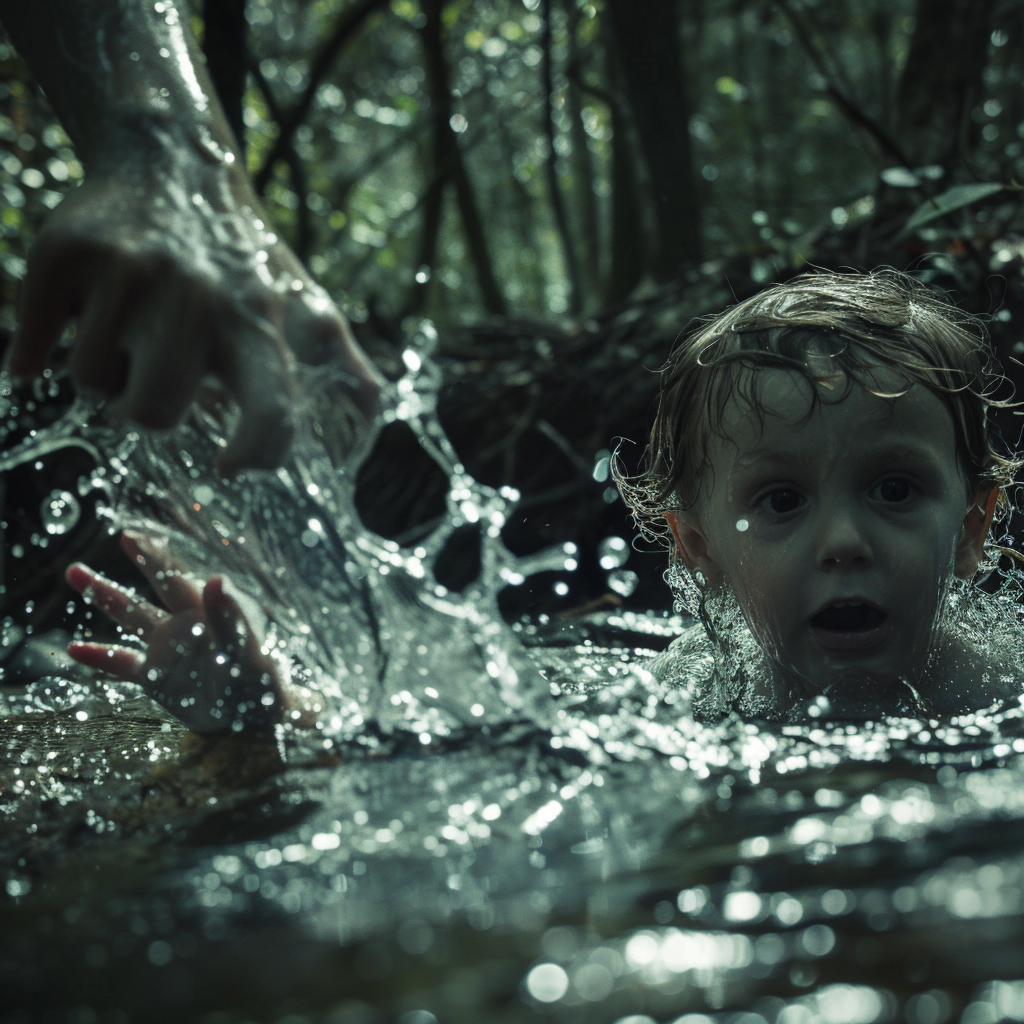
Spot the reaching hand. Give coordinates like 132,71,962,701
7,148,381,477
65,530,319,733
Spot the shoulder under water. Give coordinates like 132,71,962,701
5,325,1024,1019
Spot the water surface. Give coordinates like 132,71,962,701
2,352,1024,1023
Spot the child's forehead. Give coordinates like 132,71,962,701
714,366,953,448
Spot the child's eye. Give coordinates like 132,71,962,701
874,477,914,504
758,488,804,515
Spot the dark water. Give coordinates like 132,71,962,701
2,352,1024,1023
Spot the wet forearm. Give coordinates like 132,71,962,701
0,0,240,168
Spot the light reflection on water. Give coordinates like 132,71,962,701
1,346,1024,1021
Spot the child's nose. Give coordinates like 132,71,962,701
814,508,873,568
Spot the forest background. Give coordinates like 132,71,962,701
0,0,1023,626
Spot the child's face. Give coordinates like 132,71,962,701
669,368,991,694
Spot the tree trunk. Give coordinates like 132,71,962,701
203,0,248,157
895,0,995,171
420,0,508,317
606,100,646,304
565,1,602,306
541,0,582,314
603,0,702,277
402,157,445,317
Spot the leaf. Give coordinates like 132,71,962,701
902,182,1005,235
880,167,921,188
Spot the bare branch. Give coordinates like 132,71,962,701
253,0,390,194
774,0,911,168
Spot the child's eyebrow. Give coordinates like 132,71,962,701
731,447,806,471
860,441,949,472
732,441,948,472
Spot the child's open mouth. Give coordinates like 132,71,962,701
810,602,888,651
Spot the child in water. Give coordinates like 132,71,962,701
64,268,1024,729
620,268,1024,720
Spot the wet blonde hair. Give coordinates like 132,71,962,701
618,268,1020,549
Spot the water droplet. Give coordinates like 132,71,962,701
193,483,215,505
736,518,749,532
607,569,638,597
598,536,629,569
41,490,80,535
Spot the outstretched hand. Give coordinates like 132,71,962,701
7,151,381,477
65,531,319,733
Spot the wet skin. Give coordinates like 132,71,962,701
0,0,381,476
65,531,321,733
670,370,992,698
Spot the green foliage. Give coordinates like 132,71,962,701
3,0,1024,330
0,41,81,333
901,182,1007,236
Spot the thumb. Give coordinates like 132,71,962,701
202,576,249,654
213,311,296,478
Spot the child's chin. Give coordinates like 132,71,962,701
774,656,916,705
798,666,931,719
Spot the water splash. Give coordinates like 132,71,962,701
0,322,569,746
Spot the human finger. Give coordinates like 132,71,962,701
67,641,147,682
335,317,384,421
109,273,211,429
213,312,296,477
119,531,205,615
6,236,90,379
282,280,382,416
65,562,166,637
201,575,248,654
67,257,148,398
202,575,278,674
201,576,284,726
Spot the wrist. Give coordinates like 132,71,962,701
83,104,239,176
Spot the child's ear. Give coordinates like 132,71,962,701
954,487,998,580
666,512,721,585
